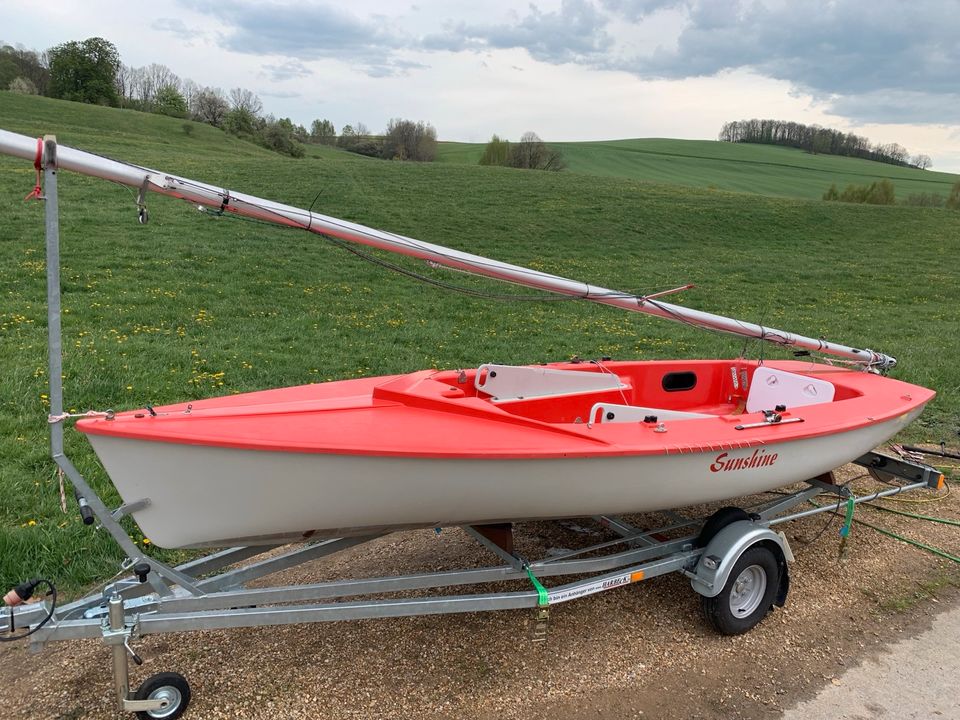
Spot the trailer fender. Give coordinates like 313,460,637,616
689,521,791,600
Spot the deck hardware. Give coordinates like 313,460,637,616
734,417,804,431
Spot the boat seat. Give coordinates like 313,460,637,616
476,363,626,403
745,366,835,413
589,403,714,424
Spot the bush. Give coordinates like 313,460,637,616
337,124,383,158
479,135,511,166
947,181,960,210
223,107,260,138
825,179,895,205
904,193,944,208
310,119,336,145
153,84,188,118
181,123,193,136
508,132,565,171
8,76,37,94
382,118,437,162
258,120,304,158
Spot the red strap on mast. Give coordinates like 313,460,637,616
24,137,43,201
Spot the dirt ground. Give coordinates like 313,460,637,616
2,459,958,720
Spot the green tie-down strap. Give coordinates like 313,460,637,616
839,496,855,538
524,565,549,607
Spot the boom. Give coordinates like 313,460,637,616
0,129,895,370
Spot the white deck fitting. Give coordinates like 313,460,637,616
746,367,836,413
589,403,714,424
475,363,625,402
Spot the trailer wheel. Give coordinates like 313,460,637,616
696,506,751,547
134,672,191,720
702,545,779,635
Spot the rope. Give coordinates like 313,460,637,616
23,137,43,201
853,517,960,564
48,410,113,424
809,497,960,565
864,502,960,527
874,479,951,505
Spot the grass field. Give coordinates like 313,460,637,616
2,92,959,592
437,138,960,200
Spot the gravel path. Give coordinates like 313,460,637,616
2,462,958,719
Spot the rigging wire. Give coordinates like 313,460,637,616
200,195,806,362
80,146,854,363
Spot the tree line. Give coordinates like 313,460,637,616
719,119,932,170
1,37,446,163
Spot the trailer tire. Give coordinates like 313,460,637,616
702,545,779,635
134,672,191,719
696,506,752,548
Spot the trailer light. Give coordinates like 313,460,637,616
937,474,946,490
630,571,645,582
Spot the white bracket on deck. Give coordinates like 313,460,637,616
745,367,835,413
589,403,713,424
475,364,625,403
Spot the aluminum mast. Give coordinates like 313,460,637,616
0,129,895,370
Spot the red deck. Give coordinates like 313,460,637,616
76,360,934,459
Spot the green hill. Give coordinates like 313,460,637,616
438,138,959,201
1,92,959,589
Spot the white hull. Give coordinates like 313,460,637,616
87,410,920,548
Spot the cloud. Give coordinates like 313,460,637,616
423,0,612,64
609,0,960,123
151,17,203,39
826,90,960,125
600,0,684,21
179,0,960,125
262,59,312,82
259,89,302,99
624,1,957,92
180,0,407,74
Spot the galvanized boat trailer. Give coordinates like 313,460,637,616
2,136,946,719
6,453,943,719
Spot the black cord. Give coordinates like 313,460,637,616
1,579,57,642
795,497,842,546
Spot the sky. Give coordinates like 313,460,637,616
4,0,960,172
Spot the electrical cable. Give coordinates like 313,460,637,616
1,579,57,642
